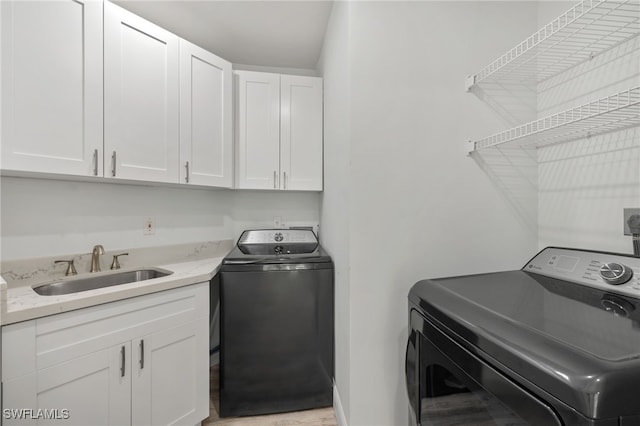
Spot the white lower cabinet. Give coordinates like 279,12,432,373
132,321,208,426
3,344,131,426
1,283,209,426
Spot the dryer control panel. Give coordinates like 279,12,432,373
525,247,640,299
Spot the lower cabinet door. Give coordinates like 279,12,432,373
131,321,208,426
2,343,131,426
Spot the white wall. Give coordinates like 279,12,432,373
319,2,539,425
316,1,351,424
536,2,640,254
0,176,320,260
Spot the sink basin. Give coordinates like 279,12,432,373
33,268,173,296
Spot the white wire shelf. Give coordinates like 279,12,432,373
468,86,640,152
466,0,640,90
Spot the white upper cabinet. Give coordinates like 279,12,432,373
280,75,323,191
2,0,237,188
235,71,282,190
104,1,180,183
1,0,103,177
235,71,323,191
179,40,233,188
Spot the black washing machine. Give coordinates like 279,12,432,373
219,229,334,417
407,247,640,426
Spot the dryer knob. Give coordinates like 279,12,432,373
599,262,633,285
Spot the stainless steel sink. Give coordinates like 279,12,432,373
33,268,173,296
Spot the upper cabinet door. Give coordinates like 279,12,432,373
280,76,323,191
1,0,103,177
179,40,233,188
235,71,281,190
104,1,179,183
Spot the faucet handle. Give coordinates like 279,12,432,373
54,260,78,276
110,253,129,270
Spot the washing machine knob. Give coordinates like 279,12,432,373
599,262,633,285
601,295,634,317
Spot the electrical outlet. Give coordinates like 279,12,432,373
623,208,640,235
144,217,155,235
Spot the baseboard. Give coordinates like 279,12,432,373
209,352,219,366
333,382,348,426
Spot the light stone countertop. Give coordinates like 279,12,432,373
1,240,233,326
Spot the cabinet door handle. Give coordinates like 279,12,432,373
283,171,287,190
93,149,99,176
273,170,277,189
185,161,190,183
139,339,145,370
111,151,117,177
120,345,125,377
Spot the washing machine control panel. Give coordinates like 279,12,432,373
525,247,640,298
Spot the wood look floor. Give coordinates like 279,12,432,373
203,365,338,426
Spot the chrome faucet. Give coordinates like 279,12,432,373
90,245,105,272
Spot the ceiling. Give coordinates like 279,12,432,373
113,1,334,70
